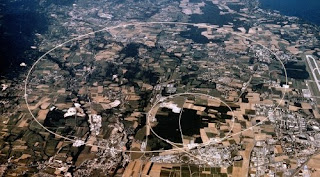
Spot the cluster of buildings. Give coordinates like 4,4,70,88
1,0,320,176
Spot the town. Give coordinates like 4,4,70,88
0,0,320,176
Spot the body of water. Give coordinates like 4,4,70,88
259,0,320,26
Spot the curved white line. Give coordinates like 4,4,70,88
24,21,288,154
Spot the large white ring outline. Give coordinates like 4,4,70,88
24,21,288,153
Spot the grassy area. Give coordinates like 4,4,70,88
135,126,146,141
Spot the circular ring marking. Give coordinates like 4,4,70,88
24,21,288,153
147,92,235,149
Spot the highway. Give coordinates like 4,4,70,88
24,21,288,154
